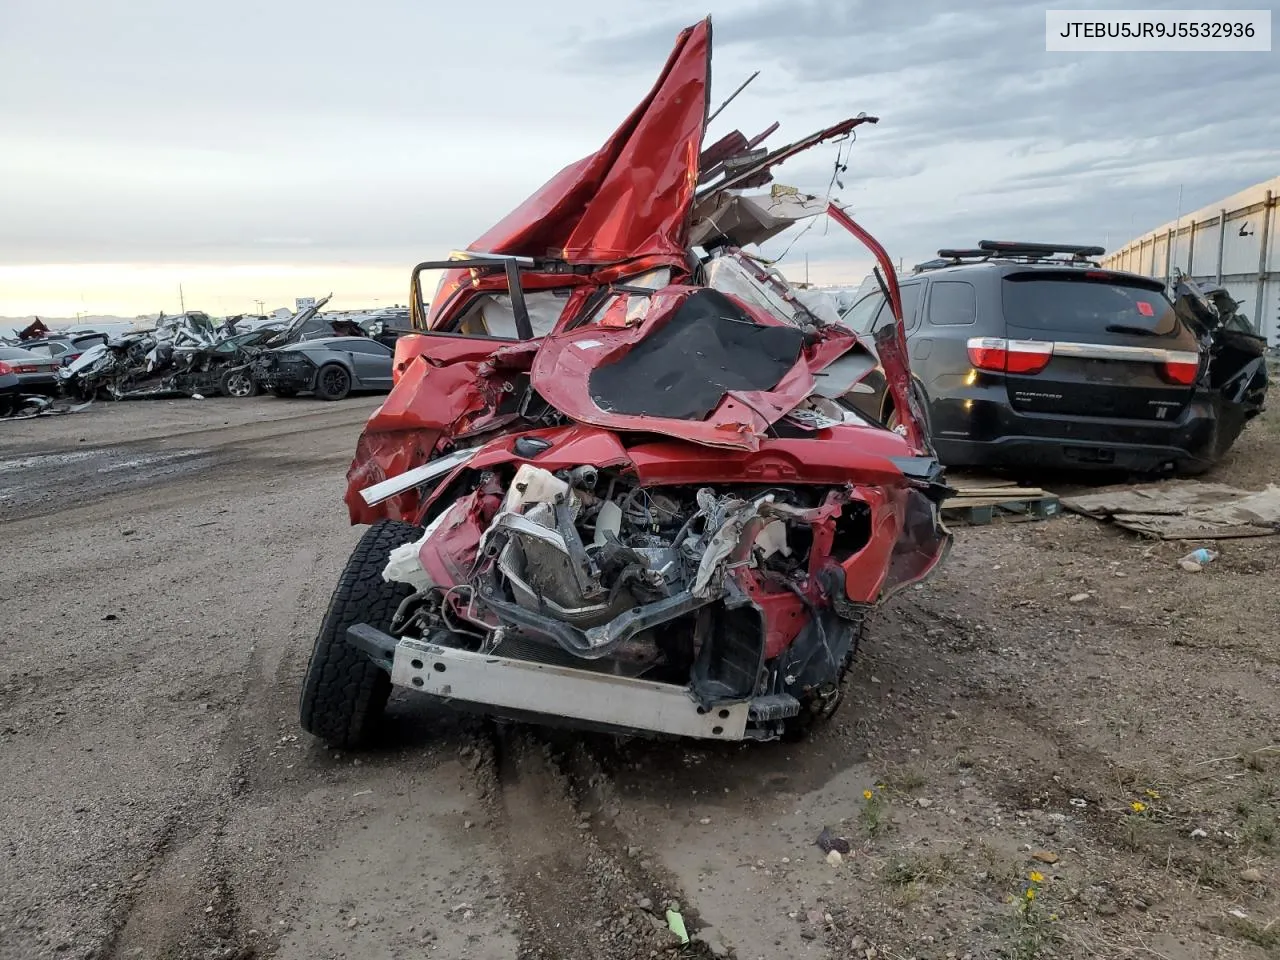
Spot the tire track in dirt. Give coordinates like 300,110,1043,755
101,541,353,960
469,724,726,960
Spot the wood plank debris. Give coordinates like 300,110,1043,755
941,477,1061,525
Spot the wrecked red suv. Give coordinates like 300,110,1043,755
299,17,952,748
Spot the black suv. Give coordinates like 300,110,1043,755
841,241,1268,474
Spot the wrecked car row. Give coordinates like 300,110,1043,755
299,16,953,749
33,296,405,405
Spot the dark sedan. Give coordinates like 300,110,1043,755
0,346,62,395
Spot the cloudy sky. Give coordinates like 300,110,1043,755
1,0,1276,317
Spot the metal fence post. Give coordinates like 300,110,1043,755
1216,209,1227,283
1254,190,1272,331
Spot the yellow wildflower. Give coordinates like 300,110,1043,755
863,789,874,800
1130,800,1147,813
1025,888,1036,900
1029,871,1045,883
1145,789,1161,799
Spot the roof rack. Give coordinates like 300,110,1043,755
913,241,1109,274
978,240,1105,266
913,248,993,273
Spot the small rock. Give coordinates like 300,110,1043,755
1069,593,1089,603
1178,560,1203,573
801,929,817,940
637,897,653,911
101,614,118,622
699,817,711,825
1032,851,1059,864
346,917,359,929
1241,868,1264,883
627,845,641,858
826,849,843,866
916,798,934,809
1096,902,1118,916
463,820,473,830
1190,828,1208,839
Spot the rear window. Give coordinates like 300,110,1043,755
926,280,977,325
1003,273,1177,334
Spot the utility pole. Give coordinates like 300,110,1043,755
179,284,186,314
254,299,265,315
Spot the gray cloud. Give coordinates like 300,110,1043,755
1,0,1276,288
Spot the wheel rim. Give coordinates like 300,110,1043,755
227,372,253,397
321,367,348,396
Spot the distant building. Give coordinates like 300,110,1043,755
1101,176,1278,342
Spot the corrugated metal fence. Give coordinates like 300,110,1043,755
1100,176,1279,344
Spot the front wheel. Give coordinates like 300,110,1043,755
219,367,258,398
299,520,422,748
314,363,351,401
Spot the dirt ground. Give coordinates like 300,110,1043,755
2,395,1278,960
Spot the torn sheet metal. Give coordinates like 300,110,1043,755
318,16,953,746
1062,482,1280,538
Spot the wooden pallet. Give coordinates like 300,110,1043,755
941,482,1062,525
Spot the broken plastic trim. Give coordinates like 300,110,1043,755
359,449,477,506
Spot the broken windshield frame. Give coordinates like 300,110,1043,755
409,256,540,340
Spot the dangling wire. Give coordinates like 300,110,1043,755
757,133,855,266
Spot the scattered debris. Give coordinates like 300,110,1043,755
665,909,689,944
815,826,851,855
1178,547,1219,572
1062,482,1280,539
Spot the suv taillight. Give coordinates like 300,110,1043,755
966,337,1053,375
1159,351,1200,385
0,361,12,376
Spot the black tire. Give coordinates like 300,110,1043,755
218,367,258,398
314,363,352,401
782,617,865,741
299,519,422,748
269,386,298,398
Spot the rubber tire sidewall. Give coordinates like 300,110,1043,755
219,368,259,398
298,519,421,748
315,363,352,401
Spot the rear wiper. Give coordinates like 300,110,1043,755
1105,324,1158,336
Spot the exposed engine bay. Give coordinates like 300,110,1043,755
370,454,938,739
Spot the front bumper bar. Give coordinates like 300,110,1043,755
348,625,753,740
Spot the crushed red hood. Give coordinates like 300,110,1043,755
470,19,711,266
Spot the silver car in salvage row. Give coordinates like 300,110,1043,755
252,336,396,400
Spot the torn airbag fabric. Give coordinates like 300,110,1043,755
587,289,805,420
